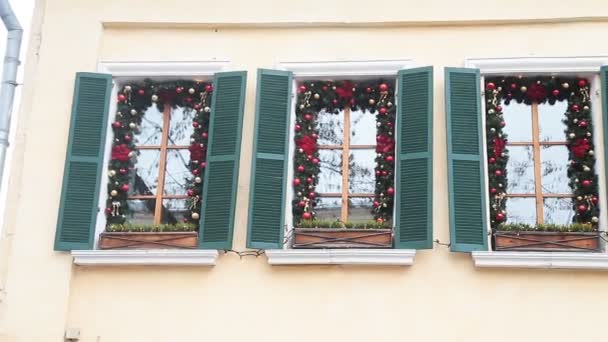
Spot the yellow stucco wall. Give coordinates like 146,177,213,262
2,0,608,341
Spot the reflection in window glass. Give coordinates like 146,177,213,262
169,107,196,146
544,198,573,224
506,146,535,194
349,150,375,193
161,199,189,224
317,149,342,193
315,197,341,220
348,197,375,222
541,145,570,194
126,199,155,225
130,149,160,196
538,101,567,142
137,106,163,146
350,110,376,145
501,100,532,142
316,110,343,145
505,197,536,225
164,150,190,195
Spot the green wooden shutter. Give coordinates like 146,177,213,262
395,66,434,249
246,69,292,249
601,66,608,214
54,73,112,251
199,71,247,249
444,67,488,252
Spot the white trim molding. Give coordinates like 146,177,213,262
276,59,415,78
465,56,608,75
265,249,416,266
72,250,219,266
472,251,608,270
97,60,230,78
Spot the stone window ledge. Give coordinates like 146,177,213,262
472,251,608,270
72,249,218,266
265,249,415,266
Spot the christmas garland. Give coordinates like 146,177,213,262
485,76,599,230
292,80,396,226
106,80,213,229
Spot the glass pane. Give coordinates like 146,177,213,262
169,106,196,146
317,149,342,193
314,197,341,221
126,199,155,224
501,100,532,142
348,197,375,222
538,101,567,142
316,109,343,145
164,150,191,195
161,199,189,224
541,145,570,194
544,197,574,225
130,149,160,196
350,109,376,145
505,197,536,225
506,145,535,194
136,106,163,146
349,149,376,194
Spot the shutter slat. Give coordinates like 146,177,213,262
395,66,433,249
199,71,247,249
602,66,608,222
247,69,292,249
444,67,488,252
54,73,112,251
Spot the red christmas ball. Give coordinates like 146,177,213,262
187,189,194,196
376,170,381,176
507,92,513,99
200,162,207,168
495,213,505,221
386,155,394,162
488,157,496,164
582,179,592,187
293,178,301,186
185,97,193,103
490,188,498,194
486,82,496,91
578,79,587,87
495,169,503,176
387,187,395,196
366,87,373,93
295,124,301,132
350,98,356,106
379,83,389,92
138,89,145,96
121,184,129,192
298,201,306,208
496,105,503,112
312,158,320,165
552,89,560,96
578,204,587,213
192,169,200,175
304,114,313,121
176,87,183,94
510,83,517,89
124,135,132,142
119,168,128,175
194,104,201,110
332,99,338,105
201,132,208,139
117,94,126,102
381,170,388,176
205,85,213,93
297,165,305,173
500,121,506,127
105,207,112,214
387,122,393,128
321,85,329,91
112,121,122,128
302,212,312,220
379,107,388,115
592,196,599,205
311,133,318,139
308,192,316,198
192,122,199,128
298,85,307,93
572,104,580,112
579,121,588,128
306,177,313,184
373,201,380,208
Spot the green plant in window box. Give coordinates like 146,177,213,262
496,223,595,233
106,223,197,233
293,219,393,249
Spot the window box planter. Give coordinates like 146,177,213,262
494,231,599,252
99,232,198,249
293,228,393,249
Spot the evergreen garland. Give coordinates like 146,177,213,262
485,76,599,230
106,80,213,229
292,80,396,226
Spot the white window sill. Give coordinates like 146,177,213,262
265,249,416,266
472,251,608,270
71,249,218,266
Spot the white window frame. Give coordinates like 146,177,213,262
72,60,231,266
466,56,608,270
265,59,417,266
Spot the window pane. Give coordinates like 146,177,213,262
317,149,342,193
538,101,567,142
137,106,163,146
126,199,155,224
501,101,532,142
506,145,535,194
541,145,570,194
348,197,375,222
315,197,341,221
316,109,343,145
350,109,376,145
349,149,376,194
544,197,574,225
164,150,190,195
169,107,196,146
161,199,189,224
130,149,160,196
505,197,536,225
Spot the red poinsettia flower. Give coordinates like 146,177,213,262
111,144,131,162
335,81,354,101
526,84,548,103
296,135,317,156
571,138,590,159
189,143,206,162
493,137,506,159
376,135,395,153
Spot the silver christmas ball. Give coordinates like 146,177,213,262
592,216,599,223
575,178,580,183
584,106,590,110
189,88,195,94
520,86,527,92
587,132,592,137
387,102,393,107
569,133,576,139
108,170,116,177
110,190,118,197
498,183,503,188
562,82,570,89
488,109,495,114
299,104,305,110
376,122,381,127
195,177,202,183
490,128,496,133
130,109,138,115
573,119,578,123
577,196,583,201
314,93,320,99
583,166,591,172
298,148,304,153
589,150,595,156
297,192,302,196
204,106,211,113
151,94,159,102
190,138,196,143
369,99,376,105
129,122,137,129
191,212,200,219
124,85,132,92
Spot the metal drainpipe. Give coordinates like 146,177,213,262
0,0,22,193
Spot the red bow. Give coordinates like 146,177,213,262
111,144,131,162
526,84,548,103
296,135,317,156
571,138,590,159
376,135,395,153
335,81,354,101
189,143,206,162
493,137,506,158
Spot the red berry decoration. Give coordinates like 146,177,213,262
302,212,312,220
194,104,201,110
200,162,207,168
579,121,588,128
332,99,338,105
297,165,305,173
486,82,496,91
321,85,329,91
185,97,193,103
112,121,122,128
510,83,517,89
205,85,213,92
294,124,301,132
138,89,145,96
552,89,560,96
376,170,381,176
312,158,320,165
121,184,130,192
582,179,592,187
592,196,599,205
379,107,388,115
306,177,313,184
304,114,313,121
387,187,395,196
192,122,199,128
490,188,498,194
578,204,587,213
373,201,380,208
379,83,389,92
488,157,496,164
187,189,194,196
119,168,128,174
386,155,394,162
572,104,580,112
105,207,112,214
495,213,505,221
293,178,301,186
201,132,208,139
578,79,587,87
124,135,132,142
495,169,503,176
496,105,503,112
500,121,506,127
366,87,373,93
350,98,356,106
117,94,126,102
298,85,307,93
298,201,306,208
311,133,318,139
176,87,183,94
308,192,316,198
381,170,388,176
192,169,200,175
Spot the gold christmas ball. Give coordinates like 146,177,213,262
520,86,528,92
299,104,305,110
583,166,591,172
387,102,393,107
589,150,595,156
369,99,375,105
129,122,137,129
130,109,138,115
189,88,196,94
562,82,570,89
584,106,590,110
151,94,159,102
108,170,116,177
204,106,211,113
592,216,599,223
577,196,583,201
569,133,576,139
124,85,132,92
191,212,200,220
314,93,320,99
110,190,118,197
